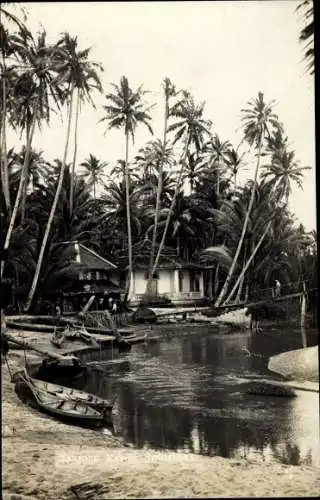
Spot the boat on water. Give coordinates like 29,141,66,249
14,369,112,426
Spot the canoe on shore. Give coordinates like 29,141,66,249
14,369,105,427
14,369,113,426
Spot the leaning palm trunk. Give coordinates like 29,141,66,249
124,130,133,299
215,139,263,307
235,270,245,304
1,106,38,278
70,88,80,215
146,89,169,295
1,56,11,215
235,243,247,303
24,87,75,311
151,133,190,277
224,221,271,305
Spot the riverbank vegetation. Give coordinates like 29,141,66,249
0,4,316,313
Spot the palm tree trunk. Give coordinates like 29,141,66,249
146,88,169,295
224,221,271,305
235,243,247,303
215,138,263,307
24,87,75,312
235,273,245,303
124,130,133,298
20,123,31,224
214,263,220,297
216,155,220,196
70,88,80,215
1,106,38,278
1,54,11,215
151,133,190,277
244,282,249,302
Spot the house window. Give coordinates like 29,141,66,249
96,271,100,280
190,271,200,292
87,272,92,280
79,271,84,280
178,270,184,292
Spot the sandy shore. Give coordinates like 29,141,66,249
2,349,320,499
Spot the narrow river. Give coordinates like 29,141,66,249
66,322,319,465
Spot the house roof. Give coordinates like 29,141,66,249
73,243,117,272
132,260,205,271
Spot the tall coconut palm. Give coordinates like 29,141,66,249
80,154,108,200
215,92,281,307
25,35,103,311
0,29,22,216
143,79,176,294
55,33,103,213
151,90,211,278
1,30,64,278
100,76,154,297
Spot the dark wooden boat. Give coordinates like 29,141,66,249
14,369,112,425
27,358,86,382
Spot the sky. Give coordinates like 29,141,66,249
8,1,316,230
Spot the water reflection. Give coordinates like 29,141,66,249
67,324,318,464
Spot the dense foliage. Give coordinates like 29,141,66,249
0,5,316,312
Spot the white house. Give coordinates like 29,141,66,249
128,260,206,306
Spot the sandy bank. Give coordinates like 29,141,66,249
2,351,320,499
268,346,319,382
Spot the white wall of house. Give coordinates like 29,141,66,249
158,270,173,295
130,267,205,305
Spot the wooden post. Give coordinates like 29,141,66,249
300,281,307,348
300,282,307,328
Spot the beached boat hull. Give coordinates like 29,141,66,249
14,370,111,427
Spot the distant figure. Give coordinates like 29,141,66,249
55,303,61,316
112,300,118,315
274,280,281,298
99,298,104,311
108,297,114,311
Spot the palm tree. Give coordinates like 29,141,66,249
261,149,310,204
151,90,211,279
80,154,108,200
1,30,64,278
29,164,104,247
100,75,154,297
215,92,281,307
57,33,103,212
102,179,144,249
184,150,208,192
142,79,176,295
25,35,103,311
203,134,231,196
296,1,314,75
225,147,247,191
13,147,51,220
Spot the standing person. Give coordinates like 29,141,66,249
108,296,113,312
112,300,118,315
274,280,281,298
55,301,61,317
